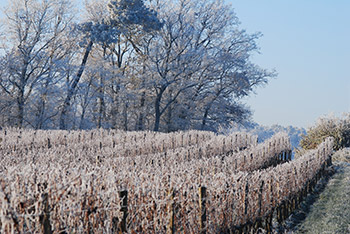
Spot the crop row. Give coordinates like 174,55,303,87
0,128,257,159
0,130,331,233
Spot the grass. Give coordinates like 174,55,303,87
293,160,350,233
275,148,350,234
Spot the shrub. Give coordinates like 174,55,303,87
300,113,350,151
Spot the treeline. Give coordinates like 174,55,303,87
0,0,274,131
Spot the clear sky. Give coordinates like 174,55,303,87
228,0,350,128
1,1,349,129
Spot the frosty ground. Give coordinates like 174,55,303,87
284,148,350,233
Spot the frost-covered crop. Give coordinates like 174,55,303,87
0,129,333,233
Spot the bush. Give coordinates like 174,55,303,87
300,113,350,151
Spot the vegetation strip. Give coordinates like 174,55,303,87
294,161,350,234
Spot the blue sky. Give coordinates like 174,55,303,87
1,0,349,129
228,0,350,128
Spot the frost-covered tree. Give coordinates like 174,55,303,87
0,0,74,128
131,0,275,131
300,113,350,151
0,0,276,132
58,0,162,129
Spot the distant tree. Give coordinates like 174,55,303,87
241,124,306,149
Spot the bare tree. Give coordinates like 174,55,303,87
0,0,276,131
58,0,162,129
0,0,74,128
133,0,275,131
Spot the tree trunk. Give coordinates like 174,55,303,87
60,40,93,129
166,90,173,132
201,108,209,130
123,102,128,131
154,90,164,132
35,95,46,129
17,91,25,128
136,63,147,131
136,91,146,131
166,105,172,132
201,96,218,130
79,108,86,130
97,76,105,128
110,94,119,129
17,62,28,128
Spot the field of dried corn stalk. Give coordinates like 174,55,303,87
0,129,333,233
